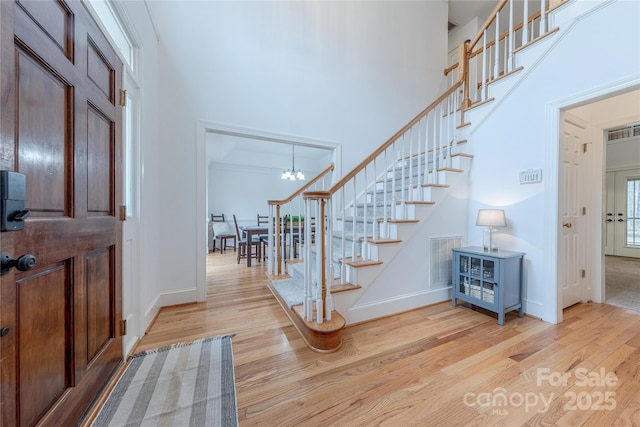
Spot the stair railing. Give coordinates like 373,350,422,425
445,0,567,108
299,0,570,325
301,80,464,324
267,163,335,277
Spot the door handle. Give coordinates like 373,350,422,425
618,219,624,222
606,219,613,222
563,222,572,228
1,253,37,275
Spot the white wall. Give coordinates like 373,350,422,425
143,1,448,305
466,0,640,323
207,162,325,227
115,1,163,329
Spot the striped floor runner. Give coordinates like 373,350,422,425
93,335,238,427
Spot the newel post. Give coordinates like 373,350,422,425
460,39,471,110
303,190,330,323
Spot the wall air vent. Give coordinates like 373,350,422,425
607,123,640,142
448,20,458,32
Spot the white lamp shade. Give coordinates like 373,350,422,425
476,209,506,227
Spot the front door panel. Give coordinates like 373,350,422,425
0,1,123,425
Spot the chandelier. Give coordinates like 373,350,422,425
281,145,305,181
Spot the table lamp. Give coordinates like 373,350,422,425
476,209,506,252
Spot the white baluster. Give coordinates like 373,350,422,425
410,128,416,202
372,157,379,240
391,141,397,220
522,0,530,45
540,0,547,35
351,177,357,262
508,0,514,71
340,187,346,278
481,29,487,102
304,200,313,321
494,12,500,78
314,201,322,322
325,198,333,321
383,148,388,238
449,94,454,168
400,134,406,219
363,165,368,259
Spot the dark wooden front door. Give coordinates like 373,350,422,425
0,1,123,425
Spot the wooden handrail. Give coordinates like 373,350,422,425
469,0,509,50
468,10,544,59
445,8,547,76
326,81,462,195
268,163,335,206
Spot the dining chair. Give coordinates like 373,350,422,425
233,214,261,264
257,214,270,259
210,213,236,253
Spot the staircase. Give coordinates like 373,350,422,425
264,0,600,352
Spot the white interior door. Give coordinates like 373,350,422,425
613,169,640,258
560,112,588,309
121,71,141,357
604,171,615,255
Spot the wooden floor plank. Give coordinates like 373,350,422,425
125,251,640,426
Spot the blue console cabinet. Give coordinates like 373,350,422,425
452,246,525,325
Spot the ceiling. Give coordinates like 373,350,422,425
206,1,497,169
448,0,496,31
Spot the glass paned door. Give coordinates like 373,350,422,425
627,178,640,247
611,169,640,257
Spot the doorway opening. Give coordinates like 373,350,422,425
195,120,340,301
556,85,640,321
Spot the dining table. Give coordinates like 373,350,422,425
240,225,268,267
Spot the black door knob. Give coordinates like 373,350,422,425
1,253,37,275
0,327,9,337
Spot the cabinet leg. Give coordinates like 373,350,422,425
518,306,524,317
498,312,505,326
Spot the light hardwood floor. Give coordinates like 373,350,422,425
134,251,640,426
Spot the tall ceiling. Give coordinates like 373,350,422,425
206,0,498,169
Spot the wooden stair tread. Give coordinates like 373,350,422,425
451,153,473,158
331,280,362,293
364,238,402,244
340,256,384,268
420,183,450,188
387,219,419,224
436,167,463,172
402,200,435,205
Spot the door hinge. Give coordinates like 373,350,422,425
581,269,586,278
582,142,592,153
120,319,127,336
582,207,586,216
119,205,126,221
119,89,127,107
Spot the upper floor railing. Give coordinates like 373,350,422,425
446,0,566,108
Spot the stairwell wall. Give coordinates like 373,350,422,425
141,1,450,308
465,0,640,323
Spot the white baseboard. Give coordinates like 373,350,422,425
141,288,198,335
345,287,451,325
